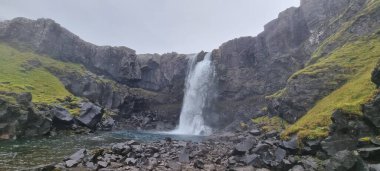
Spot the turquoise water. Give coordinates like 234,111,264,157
0,130,203,170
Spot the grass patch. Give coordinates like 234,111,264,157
252,116,288,132
282,37,380,140
0,43,83,110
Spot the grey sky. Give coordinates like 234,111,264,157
0,0,299,54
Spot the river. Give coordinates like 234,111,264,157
0,130,203,170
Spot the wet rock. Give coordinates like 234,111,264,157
142,117,151,126
67,149,86,162
97,116,115,131
52,106,74,129
358,147,380,162
75,102,103,130
165,137,172,143
127,140,140,145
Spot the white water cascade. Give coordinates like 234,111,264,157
171,52,215,135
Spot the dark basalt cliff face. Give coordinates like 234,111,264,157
210,0,380,125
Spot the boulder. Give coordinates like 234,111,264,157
52,106,74,129
274,147,287,162
232,137,257,155
325,150,367,171
322,110,374,156
239,154,261,166
251,143,270,155
75,102,103,130
249,129,261,136
363,94,380,129
65,160,79,168
0,92,52,140
97,116,115,131
111,143,131,155
194,160,204,169
358,147,380,162
125,158,137,166
65,149,87,168
281,135,298,151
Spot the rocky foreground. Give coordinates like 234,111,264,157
35,121,380,171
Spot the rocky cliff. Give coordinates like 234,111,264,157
0,0,379,143
0,18,194,135
209,0,380,129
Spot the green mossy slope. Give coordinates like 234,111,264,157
0,43,83,108
282,36,380,140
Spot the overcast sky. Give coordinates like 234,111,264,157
0,0,299,54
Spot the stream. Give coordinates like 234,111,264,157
0,130,203,170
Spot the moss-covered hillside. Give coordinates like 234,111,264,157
261,0,380,143
282,36,380,140
0,43,84,114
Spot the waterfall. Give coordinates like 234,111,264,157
171,52,215,135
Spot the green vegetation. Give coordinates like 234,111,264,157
308,0,380,65
252,116,288,133
282,37,380,140
0,43,83,112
